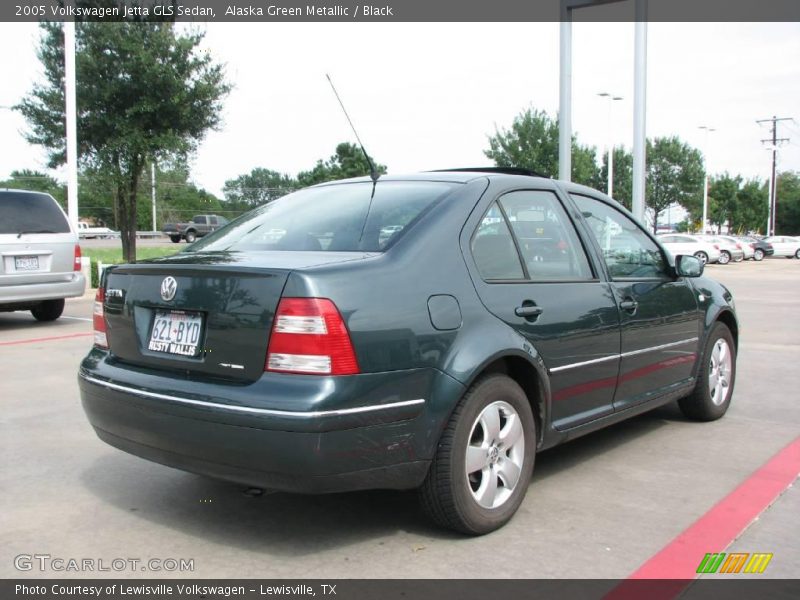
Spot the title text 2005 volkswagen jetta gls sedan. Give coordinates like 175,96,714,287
79,169,738,534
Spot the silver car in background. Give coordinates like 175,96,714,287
0,189,86,321
697,235,744,264
762,235,800,259
717,235,751,261
657,233,721,265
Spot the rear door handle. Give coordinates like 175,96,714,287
619,298,638,313
515,305,544,318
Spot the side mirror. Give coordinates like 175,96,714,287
675,254,704,278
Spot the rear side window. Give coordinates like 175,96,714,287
190,181,456,253
471,202,524,280
0,191,70,235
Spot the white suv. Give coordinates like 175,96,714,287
0,189,86,321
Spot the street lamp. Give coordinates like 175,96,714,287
598,93,624,198
699,125,716,234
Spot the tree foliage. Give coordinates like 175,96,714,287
645,136,704,232
17,18,230,261
484,108,601,187
297,142,386,187
775,171,800,235
0,170,66,207
599,147,634,210
223,168,296,210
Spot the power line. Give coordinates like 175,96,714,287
756,115,792,235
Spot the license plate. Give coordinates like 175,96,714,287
147,310,203,356
15,256,39,271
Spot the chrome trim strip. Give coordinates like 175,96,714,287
549,354,619,373
80,373,425,418
620,337,699,359
549,337,699,374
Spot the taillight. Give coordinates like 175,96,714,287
93,287,108,348
736,243,742,249
750,243,756,249
74,244,82,271
266,298,359,375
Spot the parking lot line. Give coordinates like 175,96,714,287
607,435,800,597
0,332,93,346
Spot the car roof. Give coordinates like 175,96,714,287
314,168,559,187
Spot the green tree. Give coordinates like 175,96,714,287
775,171,800,235
484,107,601,187
297,142,386,187
646,136,704,233
735,179,768,235
707,173,742,233
17,18,230,261
223,168,296,210
0,170,66,207
155,163,223,228
599,147,633,209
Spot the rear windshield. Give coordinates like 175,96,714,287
189,181,457,253
0,191,70,235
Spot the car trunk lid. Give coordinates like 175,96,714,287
101,251,372,382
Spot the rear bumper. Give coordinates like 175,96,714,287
78,351,464,493
0,272,85,304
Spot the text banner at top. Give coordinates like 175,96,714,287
3,0,800,23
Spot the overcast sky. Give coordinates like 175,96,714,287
1,21,798,198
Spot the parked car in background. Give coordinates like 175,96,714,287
77,222,119,239
697,235,744,264
737,236,774,261
0,189,86,321
79,169,739,534
762,235,800,258
657,233,721,264
717,235,750,261
162,214,229,243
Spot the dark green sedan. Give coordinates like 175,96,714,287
79,169,738,534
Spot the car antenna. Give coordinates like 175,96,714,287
325,74,380,184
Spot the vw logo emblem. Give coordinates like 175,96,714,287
160,276,177,302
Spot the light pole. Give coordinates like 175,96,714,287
699,125,716,234
598,92,624,198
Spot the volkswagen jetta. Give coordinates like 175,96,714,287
79,169,738,534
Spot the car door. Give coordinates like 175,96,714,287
570,193,702,410
465,187,621,430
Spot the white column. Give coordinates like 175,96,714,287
64,21,79,230
632,1,648,222
559,18,572,182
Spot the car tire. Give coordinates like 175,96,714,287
184,231,197,243
678,322,736,422
31,299,65,322
734,254,744,263
795,249,800,259
694,251,708,264
170,235,181,243
418,374,535,535
753,249,765,261
718,251,731,265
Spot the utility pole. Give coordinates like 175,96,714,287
150,161,157,232
599,92,624,198
698,125,716,234
757,116,791,235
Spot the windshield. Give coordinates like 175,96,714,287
189,181,457,253
0,191,70,235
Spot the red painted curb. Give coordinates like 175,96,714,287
0,332,93,346
606,435,800,599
